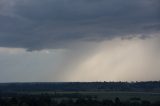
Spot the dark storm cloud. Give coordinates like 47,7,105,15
0,0,159,50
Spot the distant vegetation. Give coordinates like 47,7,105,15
0,81,160,106
0,81,160,92
0,93,160,106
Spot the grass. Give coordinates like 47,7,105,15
17,91,160,102
58,91,160,102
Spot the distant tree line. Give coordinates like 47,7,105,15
0,81,160,92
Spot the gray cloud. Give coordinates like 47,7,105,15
0,0,159,50
1,36,159,82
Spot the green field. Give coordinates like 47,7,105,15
19,91,160,102
56,91,160,102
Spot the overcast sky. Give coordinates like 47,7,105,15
0,0,160,82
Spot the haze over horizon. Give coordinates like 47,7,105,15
0,0,160,82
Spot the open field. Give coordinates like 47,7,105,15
15,91,160,102
1,82,160,103
76,91,160,102
1,91,160,106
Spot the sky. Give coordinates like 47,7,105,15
0,0,160,82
